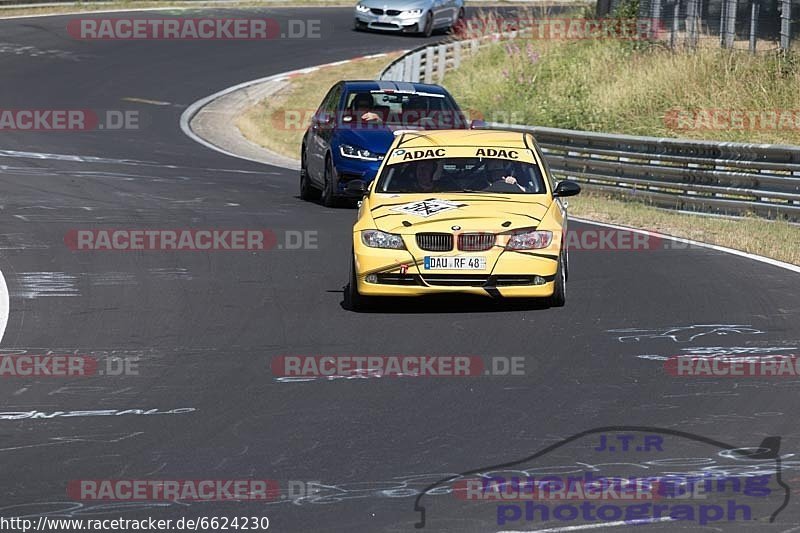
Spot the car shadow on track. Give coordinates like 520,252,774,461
332,290,553,314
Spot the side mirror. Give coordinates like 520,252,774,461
553,180,581,198
470,119,487,129
346,180,368,196
313,112,333,129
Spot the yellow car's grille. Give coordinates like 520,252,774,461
416,233,453,252
457,233,496,251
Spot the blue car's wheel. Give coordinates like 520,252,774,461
299,144,317,201
322,155,337,207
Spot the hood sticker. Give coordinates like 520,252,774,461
389,199,466,218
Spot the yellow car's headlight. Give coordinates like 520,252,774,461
361,230,406,249
506,229,553,250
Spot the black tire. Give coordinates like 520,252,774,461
354,19,365,31
547,250,567,307
345,255,371,311
299,144,316,201
321,155,337,208
420,12,433,37
450,7,465,34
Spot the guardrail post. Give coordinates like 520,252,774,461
685,0,700,48
749,1,759,53
670,0,681,49
423,47,433,83
437,44,447,83
720,0,737,49
402,54,413,82
780,0,791,51
410,52,421,83
453,41,462,69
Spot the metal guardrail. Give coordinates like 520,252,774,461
381,39,487,84
380,39,800,219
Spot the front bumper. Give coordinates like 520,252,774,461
354,11,425,32
333,154,381,197
353,237,559,298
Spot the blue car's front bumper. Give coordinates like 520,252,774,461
332,153,382,196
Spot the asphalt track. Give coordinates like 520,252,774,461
0,6,799,533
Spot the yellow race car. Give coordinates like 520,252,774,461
344,129,581,310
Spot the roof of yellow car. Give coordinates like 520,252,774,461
395,129,531,149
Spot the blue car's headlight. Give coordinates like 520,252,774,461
340,144,382,161
361,230,406,249
356,4,370,12
401,8,423,17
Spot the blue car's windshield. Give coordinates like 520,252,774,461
342,90,465,128
376,157,547,194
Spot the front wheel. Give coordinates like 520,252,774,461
299,145,316,201
420,12,433,37
450,7,465,34
322,155,337,207
546,251,567,307
345,256,372,311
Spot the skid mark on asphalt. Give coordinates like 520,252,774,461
0,407,196,421
0,232,48,250
11,272,79,299
7,270,196,299
0,152,274,175
85,272,137,287
607,325,765,343
0,41,87,61
148,268,193,281
636,345,799,361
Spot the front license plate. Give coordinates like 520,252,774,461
424,256,487,270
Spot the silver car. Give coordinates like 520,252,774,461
354,0,465,37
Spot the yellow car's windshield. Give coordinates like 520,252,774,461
375,157,547,194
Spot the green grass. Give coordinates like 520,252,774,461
444,38,800,144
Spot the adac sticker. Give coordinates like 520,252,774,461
389,198,466,218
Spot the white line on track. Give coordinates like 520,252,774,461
572,217,800,275
180,52,407,166
497,516,675,532
180,71,298,165
0,267,8,343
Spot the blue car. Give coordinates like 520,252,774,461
300,80,468,206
